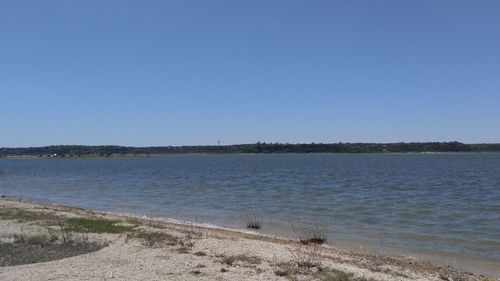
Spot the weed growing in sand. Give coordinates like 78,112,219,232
290,243,322,269
179,224,203,248
273,261,367,281
315,269,374,281
65,217,134,234
314,269,355,281
245,212,262,229
219,254,262,266
13,231,58,246
294,224,328,245
273,262,299,278
128,230,178,247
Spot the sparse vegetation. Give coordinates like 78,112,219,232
290,243,322,269
13,231,58,246
65,217,134,234
0,208,61,225
273,261,370,281
297,224,328,245
273,262,298,278
0,228,104,267
219,254,262,266
439,266,468,281
314,269,373,281
179,224,202,249
127,230,178,247
245,212,262,229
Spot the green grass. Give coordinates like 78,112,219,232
0,208,141,234
124,218,143,226
65,217,134,233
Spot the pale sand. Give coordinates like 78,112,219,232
0,199,496,281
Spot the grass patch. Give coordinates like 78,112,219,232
272,262,304,279
314,269,371,281
0,208,61,225
13,232,58,246
128,230,178,247
0,230,104,267
219,254,262,266
124,218,143,226
66,217,134,234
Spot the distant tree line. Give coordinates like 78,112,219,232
1,142,499,157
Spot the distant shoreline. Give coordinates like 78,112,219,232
1,142,500,158
1,151,500,160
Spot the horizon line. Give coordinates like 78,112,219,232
2,141,500,149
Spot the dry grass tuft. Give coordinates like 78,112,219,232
1,227,104,267
127,230,178,247
219,254,262,266
290,243,322,269
245,212,262,229
298,224,328,245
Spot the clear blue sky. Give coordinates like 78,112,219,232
1,1,499,147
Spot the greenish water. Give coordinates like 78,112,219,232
1,153,499,275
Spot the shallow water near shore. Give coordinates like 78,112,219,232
1,153,499,276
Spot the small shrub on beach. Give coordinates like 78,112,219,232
298,224,328,245
272,261,305,278
128,230,178,247
219,254,262,266
179,224,202,248
245,212,262,229
290,244,322,269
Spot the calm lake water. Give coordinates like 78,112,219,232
1,154,499,275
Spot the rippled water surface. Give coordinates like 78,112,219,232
1,154,499,275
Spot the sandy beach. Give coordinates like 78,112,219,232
0,198,496,281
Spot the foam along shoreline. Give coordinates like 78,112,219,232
0,198,496,281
